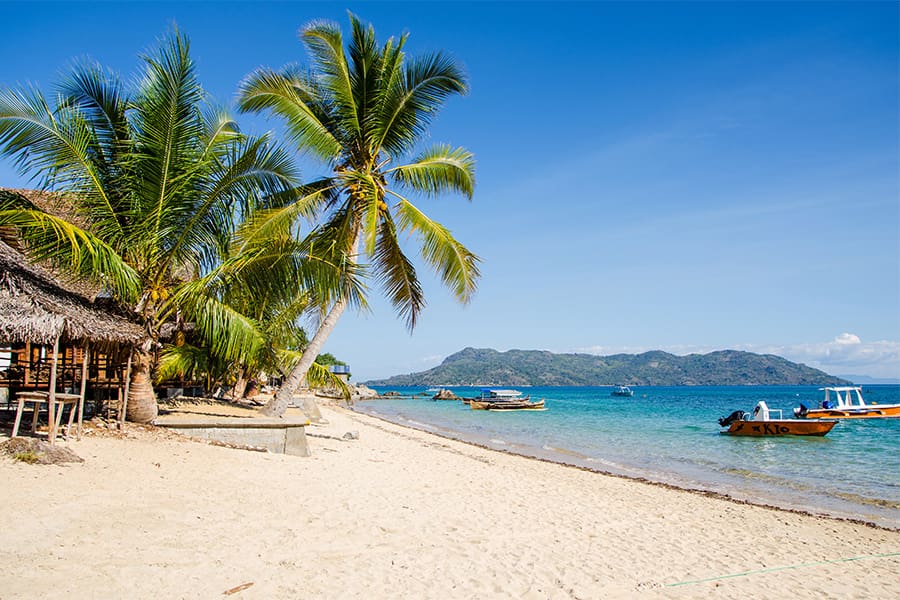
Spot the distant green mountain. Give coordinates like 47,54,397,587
367,347,850,386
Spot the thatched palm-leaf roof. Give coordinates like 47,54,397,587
3,188,87,227
0,241,144,347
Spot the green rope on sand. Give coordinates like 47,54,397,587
667,551,900,587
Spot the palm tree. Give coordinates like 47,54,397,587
0,30,303,422
239,14,481,417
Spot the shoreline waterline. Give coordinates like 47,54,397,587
357,385,900,530
352,403,898,532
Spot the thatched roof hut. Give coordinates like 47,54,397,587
0,241,144,347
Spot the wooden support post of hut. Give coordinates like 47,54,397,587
46,335,60,442
78,343,89,439
119,350,133,430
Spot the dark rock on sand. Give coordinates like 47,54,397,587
1,437,84,464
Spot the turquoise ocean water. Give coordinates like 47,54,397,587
358,385,900,529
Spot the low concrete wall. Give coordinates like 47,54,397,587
156,417,310,457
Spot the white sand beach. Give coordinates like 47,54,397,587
1,403,898,599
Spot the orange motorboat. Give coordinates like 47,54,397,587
794,387,900,419
719,401,836,437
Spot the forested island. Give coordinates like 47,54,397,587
367,347,849,387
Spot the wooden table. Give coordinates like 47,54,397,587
11,391,82,441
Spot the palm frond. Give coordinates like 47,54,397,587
168,278,267,363
199,106,242,159
308,361,352,401
390,190,480,303
128,28,205,255
0,85,121,235
233,180,339,251
277,353,351,401
374,50,468,157
373,212,424,330
368,31,407,154
264,292,312,347
0,205,141,303
157,342,219,383
56,63,134,241
302,17,361,143
166,133,301,274
388,144,475,198
284,226,368,311
238,65,342,161
57,60,131,165
348,14,382,151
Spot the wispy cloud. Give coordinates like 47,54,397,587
752,334,900,379
574,334,900,379
420,354,445,365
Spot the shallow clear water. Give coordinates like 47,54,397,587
359,385,900,529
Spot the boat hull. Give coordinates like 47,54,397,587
470,398,545,411
723,419,835,437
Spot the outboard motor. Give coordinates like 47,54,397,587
793,403,808,418
718,410,746,427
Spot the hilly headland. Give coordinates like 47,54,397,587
367,347,849,386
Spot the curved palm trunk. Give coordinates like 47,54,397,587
263,225,361,419
125,349,158,423
262,295,349,418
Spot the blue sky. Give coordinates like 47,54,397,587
2,1,898,381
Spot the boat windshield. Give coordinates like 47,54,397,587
821,387,865,408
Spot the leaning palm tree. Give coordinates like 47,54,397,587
0,30,303,422
239,14,481,417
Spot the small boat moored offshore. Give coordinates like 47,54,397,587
719,401,836,437
462,388,523,405
611,386,634,397
794,386,900,419
470,398,545,411
469,389,545,410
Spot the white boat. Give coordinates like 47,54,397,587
794,386,900,419
611,386,634,397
